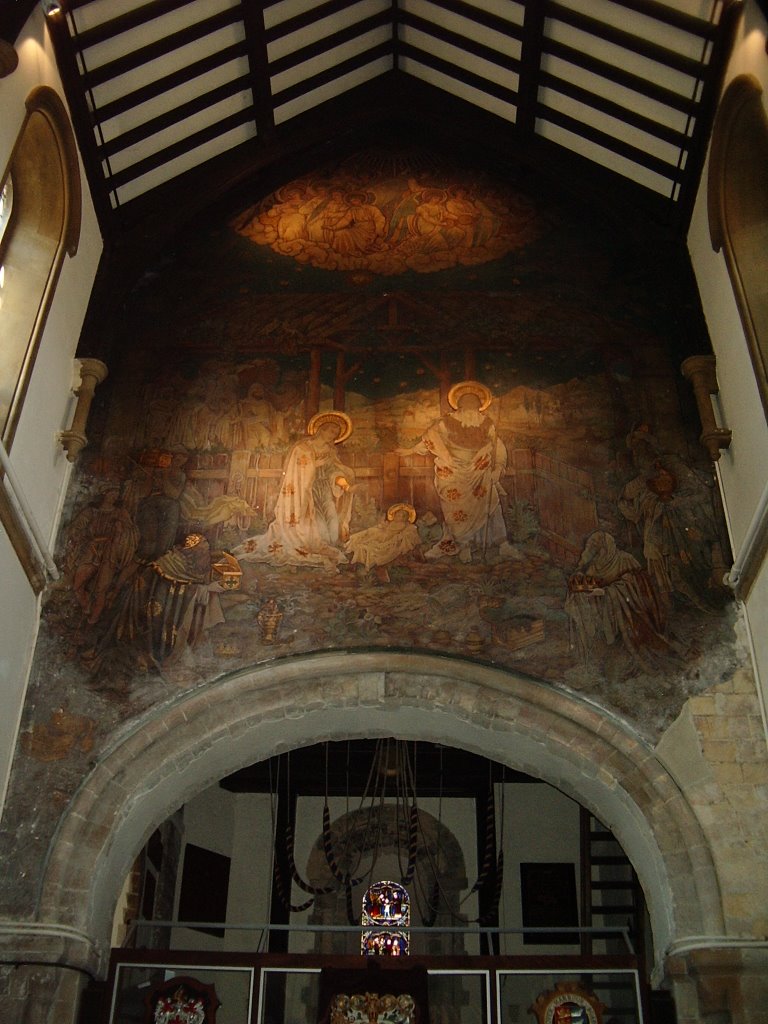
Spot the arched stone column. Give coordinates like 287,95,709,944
2,652,731,1018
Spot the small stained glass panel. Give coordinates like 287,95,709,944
360,929,410,956
362,881,410,927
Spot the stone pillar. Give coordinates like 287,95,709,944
663,944,768,1024
681,355,732,461
0,964,88,1024
58,358,108,462
0,922,102,1024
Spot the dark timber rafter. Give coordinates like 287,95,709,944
14,0,740,250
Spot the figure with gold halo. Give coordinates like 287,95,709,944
398,381,515,563
345,502,422,582
234,411,355,570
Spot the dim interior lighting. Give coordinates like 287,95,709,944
41,1,63,15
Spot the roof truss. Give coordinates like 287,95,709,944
13,0,739,238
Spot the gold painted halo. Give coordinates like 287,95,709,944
307,410,353,443
447,380,492,411
386,502,417,523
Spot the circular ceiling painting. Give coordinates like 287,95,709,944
232,149,538,275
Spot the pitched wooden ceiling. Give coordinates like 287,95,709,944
5,0,740,239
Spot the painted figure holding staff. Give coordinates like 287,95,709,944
397,380,516,563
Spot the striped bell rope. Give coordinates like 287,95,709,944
273,857,315,913
284,820,338,895
477,850,504,925
469,788,497,894
399,804,419,886
322,802,365,887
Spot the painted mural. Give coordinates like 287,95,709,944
231,157,537,274
24,148,739,768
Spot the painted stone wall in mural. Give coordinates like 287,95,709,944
29,149,738,767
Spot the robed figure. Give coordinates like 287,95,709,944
235,411,355,570
565,530,674,673
400,381,512,563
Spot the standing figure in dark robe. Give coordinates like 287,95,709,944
145,532,217,663
63,489,139,625
618,425,718,609
565,530,674,673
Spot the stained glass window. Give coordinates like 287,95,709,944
361,881,410,956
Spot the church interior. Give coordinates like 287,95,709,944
1,2,767,1022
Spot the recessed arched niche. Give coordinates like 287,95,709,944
708,74,768,420
0,85,81,450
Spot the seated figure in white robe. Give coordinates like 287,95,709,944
234,411,354,571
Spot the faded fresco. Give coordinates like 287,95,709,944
23,148,739,768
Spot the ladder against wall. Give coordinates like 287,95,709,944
580,808,647,1022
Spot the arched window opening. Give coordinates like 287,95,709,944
0,85,81,451
0,173,13,245
708,74,768,420
0,174,14,294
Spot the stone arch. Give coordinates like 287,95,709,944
34,651,723,978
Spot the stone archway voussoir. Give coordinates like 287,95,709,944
36,653,724,970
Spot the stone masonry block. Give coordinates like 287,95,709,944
689,693,717,716
742,762,768,784
713,762,745,784
701,740,738,762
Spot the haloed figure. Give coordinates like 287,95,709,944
234,411,355,570
398,381,515,563
345,502,422,582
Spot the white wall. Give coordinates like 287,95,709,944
226,792,274,951
0,7,103,814
496,783,581,956
687,0,768,725
168,780,581,957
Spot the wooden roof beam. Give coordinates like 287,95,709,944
81,4,243,90
272,40,392,108
538,71,693,149
105,104,255,191
92,40,248,123
543,37,700,115
547,2,714,79
97,73,252,158
537,102,685,184
397,11,522,75
398,43,519,108
69,0,199,51
268,9,392,75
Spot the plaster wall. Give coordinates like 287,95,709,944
171,785,236,953
293,793,479,954
170,788,274,956
170,789,482,955
0,9,103,814
496,783,581,956
227,792,273,951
